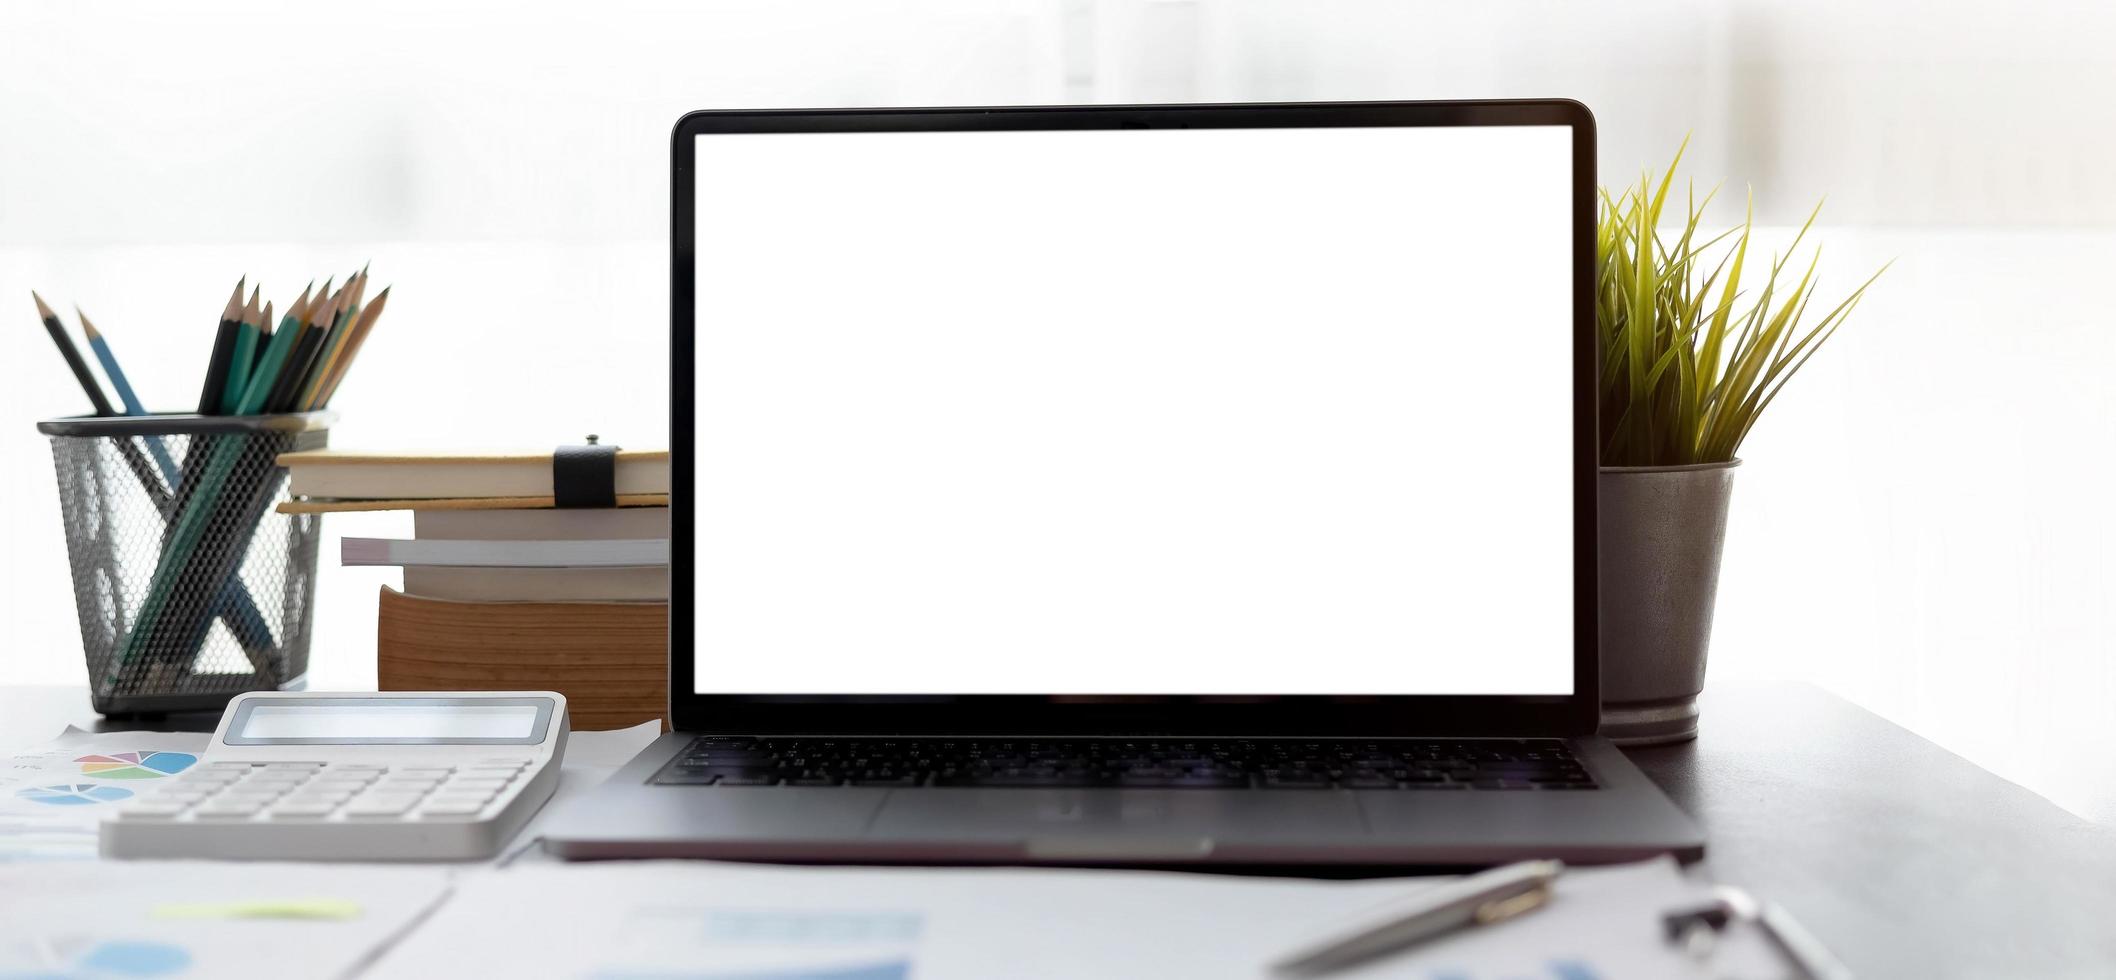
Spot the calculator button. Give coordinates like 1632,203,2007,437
117,802,189,819
328,763,387,772
245,775,311,787
445,778,509,792
193,802,264,819
205,762,255,772
427,791,496,808
262,762,324,770
460,767,522,779
344,797,419,817
267,802,339,819
418,801,487,817
395,767,455,775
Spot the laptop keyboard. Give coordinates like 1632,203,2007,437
651,737,1596,790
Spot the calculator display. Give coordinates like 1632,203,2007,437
224,698,554,745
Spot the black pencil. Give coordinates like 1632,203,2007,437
196,279,245,414
32,291,170,512
263,283,335,414
32,291,116,416
267,319,326,414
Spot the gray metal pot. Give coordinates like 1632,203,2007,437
1598,460,1739,745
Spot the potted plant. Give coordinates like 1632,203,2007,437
1596,141,1886,745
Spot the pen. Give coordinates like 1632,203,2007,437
1270,859,1563,976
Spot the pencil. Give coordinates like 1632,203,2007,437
258,282,309,385
196,279,244,414
290,281,353,407
84,298,282,661
78,306,182,481
32,291,116,416
110,266,395,684
343,267,368,311
121,278,314,672
235,320,299,415
223,290,263,414
313,285,388,407
264,303,328,414
298,270,366,408
31,291,170,513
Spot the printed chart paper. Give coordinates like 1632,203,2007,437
0,729,209,862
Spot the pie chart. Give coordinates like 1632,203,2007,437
16,783,134,806
74,751,197,780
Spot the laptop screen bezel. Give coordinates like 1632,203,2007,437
670,100,1599,737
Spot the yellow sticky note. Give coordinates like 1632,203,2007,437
152,899,364,921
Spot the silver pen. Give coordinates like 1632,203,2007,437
1269,859,1564,976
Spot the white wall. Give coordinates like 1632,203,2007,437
10,1,2110,243
4,0,2115,821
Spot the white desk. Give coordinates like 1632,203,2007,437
5,681,2114,976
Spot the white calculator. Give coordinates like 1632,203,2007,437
100,691,569,861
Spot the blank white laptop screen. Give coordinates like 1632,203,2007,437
691,125,1574,696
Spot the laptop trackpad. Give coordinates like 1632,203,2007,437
868,790,1365,851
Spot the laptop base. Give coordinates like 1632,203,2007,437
543,733,1703,867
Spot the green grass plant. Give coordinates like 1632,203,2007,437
1598,138,1888,465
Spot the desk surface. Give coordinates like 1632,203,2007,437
4,679,2112,978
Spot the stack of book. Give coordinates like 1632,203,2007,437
277,448,671,730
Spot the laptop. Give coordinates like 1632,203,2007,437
544,100,1705,866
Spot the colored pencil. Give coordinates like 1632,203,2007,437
222,291,262,414
76,298,281,661
266,314,326,414
32,291,174,518
101,266,393,685
313,285,388,407
196,279,244,414
299,271,366,408
256,284,306,386
77,307,182,482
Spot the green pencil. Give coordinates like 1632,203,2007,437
222,285,271,413
113,268,389,686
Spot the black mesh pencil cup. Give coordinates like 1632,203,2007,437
39,412,333,715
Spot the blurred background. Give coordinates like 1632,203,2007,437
4,0,2114,820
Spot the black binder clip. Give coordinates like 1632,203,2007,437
552,434,620,508
1661,887,1851,980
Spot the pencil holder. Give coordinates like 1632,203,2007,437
38,412,334,716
